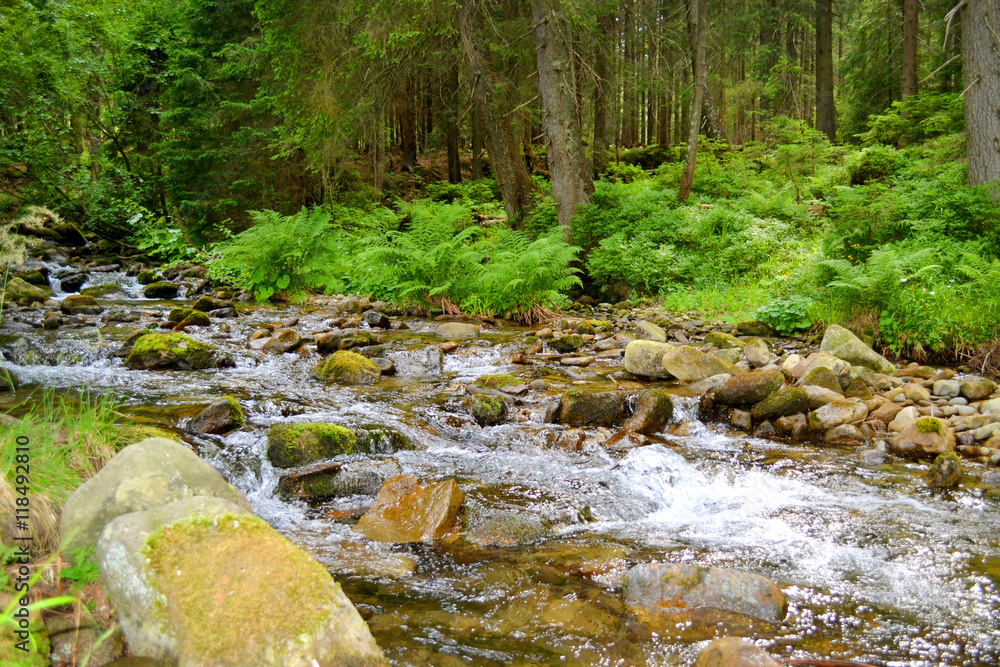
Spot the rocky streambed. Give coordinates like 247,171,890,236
3,249,1000,666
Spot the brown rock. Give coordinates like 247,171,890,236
354,475,464,543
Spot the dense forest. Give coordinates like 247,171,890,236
2,0,999,356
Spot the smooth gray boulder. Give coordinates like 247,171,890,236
60,437,250,552
820,324,895,375
662,345,736,382
623,340,673,378
436,322,479,338
97,497,384,666
634,320,666,343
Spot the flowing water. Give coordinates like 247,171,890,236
3,262,999,666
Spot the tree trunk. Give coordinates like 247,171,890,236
534,0,594,237
458,0,534,223
400,80,418,173
446,65,462,184
963,0,1000,191
815,0,835,142
901,0,919,99
471,106,484,180
374,96,385,191
679,0,707,203
593,9,614,176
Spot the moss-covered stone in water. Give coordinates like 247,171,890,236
466,394,508,426
314,350,381,385
16,270,47,287
474,374,520,389
926,451,963,487
124,332,217,370
267,423,359,468
916,417,943,434
80,284,123,298
136,269,158,285
549,334,584,352
143,281,179,299
167,307,210,326
142,513,384,666
575,321,597,335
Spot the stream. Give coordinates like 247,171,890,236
2,260,999,666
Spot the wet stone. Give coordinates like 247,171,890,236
354,475,464,543
189,397,245,435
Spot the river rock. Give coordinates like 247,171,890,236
191,295,230,312
278,459,402,500
869,401,903,425
0,366,17,392
775,413,808,439
462,507,548,547
555,389,627,427
981,398,1000,415
662,346,735,382
742,337,770,368
466,393,508,426
710,348,743,364
796,367,843,394
890,417,956,458
166,307,209,327
354,475,464,543
933,379,962,398
59,272,89,292
361,310,389,328
961,377,997,401
735,321,776,336
143,281,179,299
96,497,384,666
315,328,378,353
313,351,381,385
887,383,930,404
60,294,103,315
807,398,867,430
60,437,250,552
436,322,479,338
704,331,745,350
823,423,866,445
80,283,123,298
751,387,808,421
4,276,49,303
715,370,784,406
262,328,302,354
635,320,666,343
622,389,674,434
926,451,963,487
549,334,584,352
189,396,244,434
623,340,673,378
802,385,845,409
266,423,359,468
820,324,895,374
792,352,851,385
693,637,785,667
623,563,787,626
124,333,218,370
888,405,920,431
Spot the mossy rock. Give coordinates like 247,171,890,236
115,424,176,442
124,333,218,370
266,423,360,468
136,270,159,285
474,374,520,390
167,306,210,327
80,283,124,298
15,269,48,287
575,321,597,335
715,370,784,406
97,498,384,666
462,507,548,547
735,321,777,337
353,425,415,453
622,389,674,434
556,389,627,427
189,396,244,434
703,331,745,350
0,366,18,392
192,295,230,312
3,276,50,303
751,387,808,421
143,281,179,299
549,334,584,352
315,328,379,353
466,394,508,426
313,351,381,385
926,451,963,488
799,367,844,394
844,379,873,400
60,294,103,315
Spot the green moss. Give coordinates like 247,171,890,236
136,270,158,285
124,332,217,370
915,417,943,434
222,395,245,427
549,334,584,352
475,374,520,389
575,321,597,335
116,424,176,444
266,423,359,468
142,513,336,664
167,307,210,326
80,284,122,298
467,394,508,426
314,351,381,385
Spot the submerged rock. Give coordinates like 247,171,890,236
313,351,381,385
60,437,250,552
80,284,123,299
462,506,548,547
820,323,895,375
354,475,464,543
693,637,785,667
189,396,244,434
278,459,402,500
315,328,378,353
124,333,218,370
97,498,384,666
266,423,359,468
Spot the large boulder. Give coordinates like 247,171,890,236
623,340,673,378
715,370,784,406
143,281,179,299
703,331,745,350
634,320,666,343
751,387,808,421
436,322,479,338
266,423,359,468
189,396,244,434
820,324,895,375
623,563,787,630
60,294,103,315
5,276,50,303
124,333,218,370
313,351,381,385
60,437,250,552
890,417,956,458
693,637,785,667
622,389,674,434
555,389,627,427
662,346,736,382
354,475,464,543
315,328,378,353
961,377,997,401
96,497,384,666
807,398,868,431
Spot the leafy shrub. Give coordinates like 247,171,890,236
755,296,814,334
208,206,354,302
859,92,964,148
845,144,905,185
